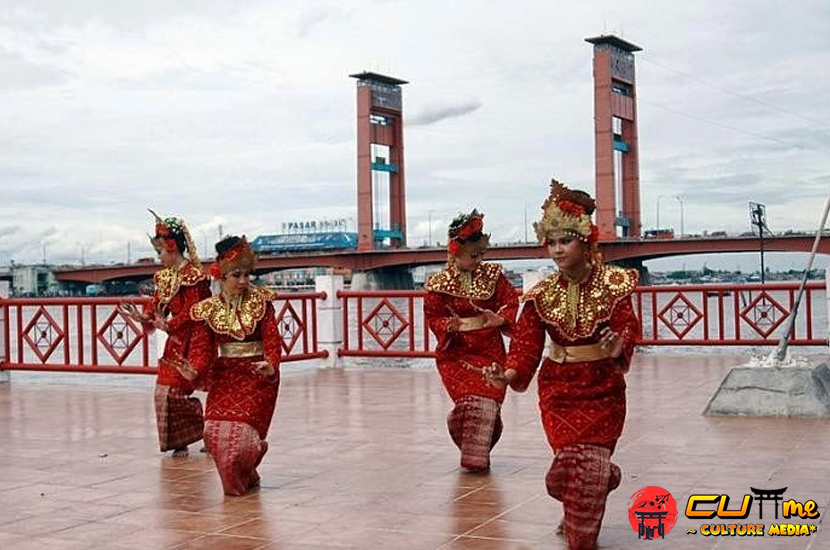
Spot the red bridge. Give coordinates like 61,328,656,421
55,235,827,284
46,37,829,286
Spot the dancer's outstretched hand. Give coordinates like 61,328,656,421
171,358,199,381
481,309,505,328
252,360,275,378
118,302,145,323
599,327,624,359
483,362,516,389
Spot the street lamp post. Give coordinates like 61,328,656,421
656,195,670,231
675,196,685,238
749,202,767,284
428,211,434,247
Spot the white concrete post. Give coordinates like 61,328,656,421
155,331,167,366
0,299,9,383
826,267,830,352
315,275,345,368
522,270,552,351
522,270,548,293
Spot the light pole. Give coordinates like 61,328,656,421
524,204,529,243
656,195,670,231
428,210,434,247
749,202,767,284
675,196,685,238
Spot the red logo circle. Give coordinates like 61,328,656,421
628,486,678,539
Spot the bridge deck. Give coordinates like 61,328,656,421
1,353,829,549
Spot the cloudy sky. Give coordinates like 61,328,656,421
1,0,828,271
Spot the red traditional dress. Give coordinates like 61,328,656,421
506,264,639,550
189,285,282,496
424,262,519,471
142,260,211,452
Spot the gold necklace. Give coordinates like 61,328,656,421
562,264,590,328
222,292,243,330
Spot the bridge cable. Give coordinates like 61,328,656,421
639,55,830,129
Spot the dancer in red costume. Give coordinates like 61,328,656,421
180,235,282,496
122,210,210,457
424,210,519,472
487,181,640,550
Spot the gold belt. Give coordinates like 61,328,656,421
547,342,610,363
219,341,263,358
457,314,487,332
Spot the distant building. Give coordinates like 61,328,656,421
11,265,59,296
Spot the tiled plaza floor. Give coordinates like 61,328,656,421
1,352,829,549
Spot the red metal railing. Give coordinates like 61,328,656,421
338,290,433,358
635,282,826,346
337,282,828,357
2,283,826,371
0,292,327,374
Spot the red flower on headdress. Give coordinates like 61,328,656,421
153,221,178,252
557,200,585,217
447,209,486,257
212,236,256,278
454,217,484,240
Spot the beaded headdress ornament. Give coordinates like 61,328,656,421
447,209,490,259
210,235,257,279
533,179,599,245
148,209,202,270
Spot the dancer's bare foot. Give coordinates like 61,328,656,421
172,447,189,457
248,470,261,490
460,455,490,473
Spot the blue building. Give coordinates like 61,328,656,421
251,232,359,254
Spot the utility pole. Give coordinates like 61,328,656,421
428,211,433,247
749,202,767,284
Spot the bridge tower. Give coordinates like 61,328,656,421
350,71,409,251
585,35,642,239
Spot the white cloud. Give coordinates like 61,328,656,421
0,0,828,272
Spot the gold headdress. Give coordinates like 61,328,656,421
147,209,202,270
533,180,598,245
446,209,490,260
210,235,256,278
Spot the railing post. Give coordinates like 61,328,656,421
156,331,167,368
826,268,830,352
522,270,548,293
315,274,344,368
0,300,9,384
522,271,552,350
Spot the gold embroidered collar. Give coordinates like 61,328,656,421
424,262,502,300
154,261,207,304
522,264,638,339
191,285,276,341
